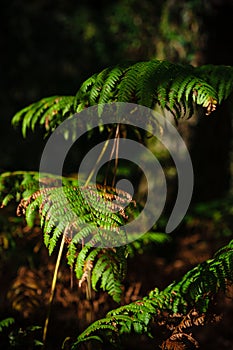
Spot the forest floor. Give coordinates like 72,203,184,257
0,202,233,350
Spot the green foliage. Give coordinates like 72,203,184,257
0,318,15,332
0,171,77,209
16,184,134,249
12,96,75,137
17,184,135,302
0,171,137,302
1,58,233,347
11,60,233,137
74,245,127,302
195,64,233,104
73,238,233,348
127,231,171,256
185,195,233,237
8,325,43,348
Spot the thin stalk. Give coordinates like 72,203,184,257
112,124,120,187
84,129,114,302
84,130,113,187
104,125,120,187
42,233,66,347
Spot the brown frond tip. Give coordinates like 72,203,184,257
162,332,199,350
78,260,93,288
161,309,205,349
16,190,42,216
204,97,218,115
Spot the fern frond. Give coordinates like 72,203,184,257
73,244,99,279
14,183,134,301
98,65,127,105
12,95,75,136
0,171,40,208
0,173,134,254
12,60,233,137
117,62,147,102
195,64,233,104
74,239,233,348
137,59,171,108
90,247,127,302
88,68,111,106
0,171,77,209
0,318,15,332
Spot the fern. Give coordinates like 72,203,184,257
3,59,233,348
88,68,111,105
0,171,136,302
11,59,233,137
98,65,127,105
195,64,233,104
0,171,77,209
73,238,233,348
117,62,147,103
16,184,133,248
5,179,135,302
0,318,15,332
12,96,75,137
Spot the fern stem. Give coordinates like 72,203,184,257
85,270,92,300
104,125,119,187
84,130,113,187
42,233,66,348
112,124,120,187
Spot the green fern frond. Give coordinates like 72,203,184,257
0,317,15,332
137,59,171,107
90,247,127,302
74,238,233,348
16,183,134,248
0,171,40,208
11,60,233,138
98,65,127,105
195,64,233,103
88,68,111,106
73,244,99,279
0,171,77,209
117,62,146,103
75,73,98,108
12,95,75,136
13,183,134,301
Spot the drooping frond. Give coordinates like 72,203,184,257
11,60,233,137
73,238,233,348
12,95,75,137
13,182,135,301
75,59,219,116
74,73,98,112
87,68,112,106
0,171,77,209
70,244,127,302
98,65,128,105
0,171,136,301
195,64,233,104
117,62,147,103
0,318,15,333
0,171,39,208
16,184,135,251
